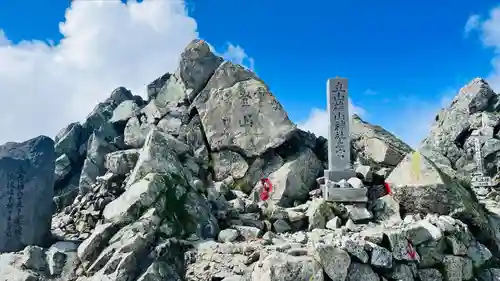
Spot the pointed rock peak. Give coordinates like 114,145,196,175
182,39,216,59
352,114,362,120
469,77,489,86
107,87,133,105
452,77,496,103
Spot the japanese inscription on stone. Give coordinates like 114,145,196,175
471,137,492,187
327,78,351,171
4,165,25,246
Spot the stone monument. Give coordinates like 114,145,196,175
471,131,492,187
0,136,55,252
321,77,367,202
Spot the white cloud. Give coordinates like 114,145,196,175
468,6,500,91
464,14,481,37
0,0,247,144
297,100,366,138
220,43,255,70
382,92,454,149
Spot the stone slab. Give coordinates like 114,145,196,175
0,136,55,252
327,77,351,171
321,186,368,202
324,169,356,182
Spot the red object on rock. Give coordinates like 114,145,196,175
259,177,273,201
406,239,417,259
384,182,391,195
260,191,269,201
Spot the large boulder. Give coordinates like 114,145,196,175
265,148,323,207
250,252,324,281
387,151,482,216
193,61,297,158
386,151,500,252
351,115,412,171
126,129,190,187
0,136,55,252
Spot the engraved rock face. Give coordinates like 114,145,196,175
0,135,55,252
193,61,296,158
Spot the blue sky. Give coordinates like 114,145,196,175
0,0,499,147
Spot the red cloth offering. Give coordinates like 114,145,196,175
384,182,391,194
259,178,273,201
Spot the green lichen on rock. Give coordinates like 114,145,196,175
230,177,252,193
157,172,195,238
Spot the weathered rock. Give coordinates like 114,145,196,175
54,122,83,162
82,87,134,139
267,148,322,207
405,220,442,246
137,261,182,281
314,245,350,281
103,173,169,224
126,129,189,187
0,252,39,281
418,268,443,281
123,116,155,148
326,217,342,230
105,149,139,176
355,165,373,182
251,252,324,281
147,73,171,100
110,100,141,124
193,60,296,158
157,39,224,104
218,229,239,243
46,241,78,278
306,199,334,230
417,239,446,268
420,78,498,178
351,115,412,170
0,136,55,252
442,255,473,281
77,222,118,263
19,245,47,272
370,244,392,268
386,263,414,281
347,177,364,189
372,195,402,225
346,263,379,281
478,268,500,281
54,154,73,185
346,205,373,222
212,150,249,181
467,241,492,268
340,238,369,263
386,151,494,245
157,115,183,136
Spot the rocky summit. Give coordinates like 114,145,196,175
1,39,500,281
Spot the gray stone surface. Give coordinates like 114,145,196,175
322,187,368,202
0,136,55,252
265,148,322,207
193,60,296,158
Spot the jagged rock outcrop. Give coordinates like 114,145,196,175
3,39,500,281
421,78,500,185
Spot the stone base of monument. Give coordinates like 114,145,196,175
321,185,368,202
324,169,356,183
